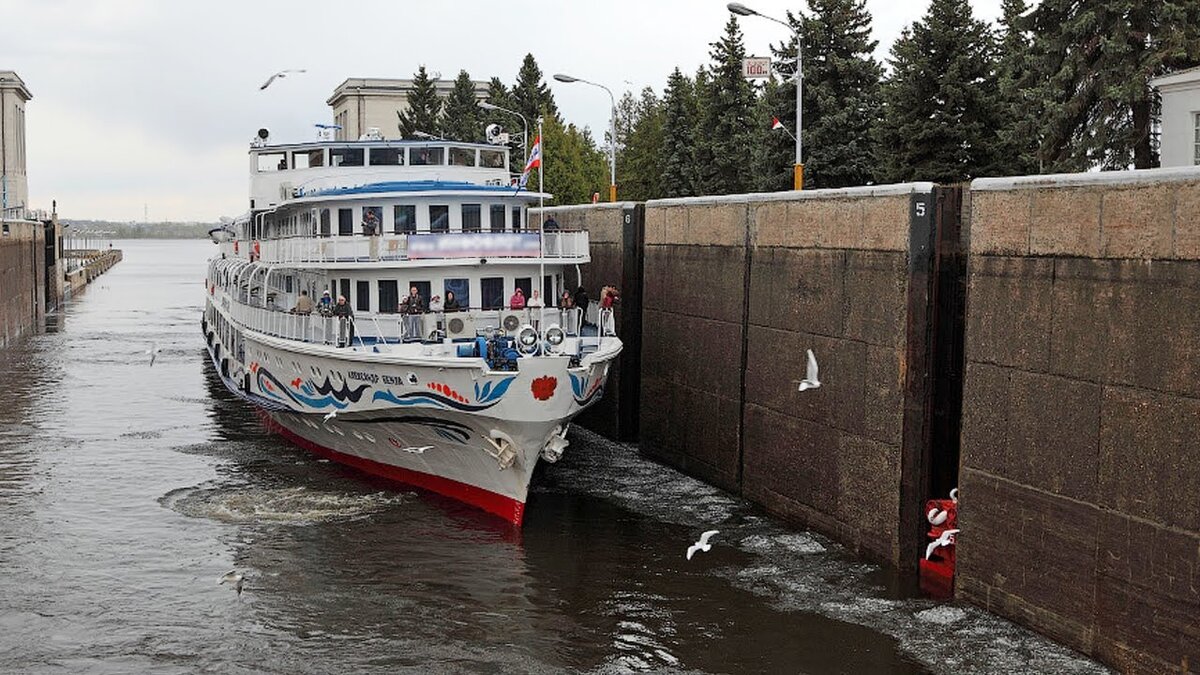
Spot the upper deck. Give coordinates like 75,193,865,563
249,139,514,211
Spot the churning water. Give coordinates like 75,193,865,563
0,240,1107,674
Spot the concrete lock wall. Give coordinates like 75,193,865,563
640,183,957,566
956,167,1200,673
0,219,46,348
533,203,643,441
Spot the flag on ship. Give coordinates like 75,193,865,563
771,117,785,130
515,136,542,193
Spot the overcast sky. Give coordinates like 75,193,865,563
4,0,1007,222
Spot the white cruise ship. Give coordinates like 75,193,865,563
203,127,621,524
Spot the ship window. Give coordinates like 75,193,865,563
410,146,444,166
320,209,331,236
307,148,325,167
449,147,476,167
407,281,431,307
514,277,532,299
461,204,481,232
429,205,449,233
481,277,504,310
512,206,523,232
292,149,324,169
338,208,353,236
339,279,351,301
356,281,370,312
330,148,364,167
256,152,287,172
370,147,405,166
393,205,416,234
444,278,470,309
489,204,506,232
378,280,399,313
480,149,505,169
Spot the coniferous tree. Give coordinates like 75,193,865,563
876,0,1005,184
796,0,883,188
1027,0,1200,170
397,65,443,139
691,67,719,195
752,76,794,191
697,17,756,194
994,0,1040,175
616,88,666,201
661,68,699,198
442,70,483,142
513,54,559,125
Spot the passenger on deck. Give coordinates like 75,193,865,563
559,291,573,309
333,295,354,345
542,216,559,231
528,289,544,308
292,290,314,315
444,290,462,311
574,286,590,325
362,209,380,236
509,288,526,310
400,286,425,314
429,294,444,313
600,285,620,309
318,289,333,315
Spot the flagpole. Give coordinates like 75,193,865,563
537,116,545,354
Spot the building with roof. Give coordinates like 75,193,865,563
0,70,32,219
326,77,490,142
1150,65,1200,168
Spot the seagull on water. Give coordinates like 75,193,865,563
686,530,719,560
218,570,244,595
797,349,821,391
146,343,162,367
323,409,338,422
260,69,306,91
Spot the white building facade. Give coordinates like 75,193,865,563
1151,66,1200,168
0,70,33,218
327,77,489,142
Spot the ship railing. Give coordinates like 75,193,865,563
219,230,590,265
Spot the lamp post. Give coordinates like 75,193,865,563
478,100,530,169
553,73,617,202
728,2,803,190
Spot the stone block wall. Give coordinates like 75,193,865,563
640,184,949,565
0,219,46,348
534,203,643,441
956,168,1200,673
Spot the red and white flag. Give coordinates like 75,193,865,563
515,135,542,193
771,117,785,131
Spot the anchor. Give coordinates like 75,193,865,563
482,430,518,470
540,425,570,463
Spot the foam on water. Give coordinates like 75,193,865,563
160,483,409,525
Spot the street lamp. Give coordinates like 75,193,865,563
553,73,617,202
729,2,804,190
478,100,529,168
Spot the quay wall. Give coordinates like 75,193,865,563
639,183,955,566
955,167,1200,673
533,204,644,441
64,249,122,297
0,219,46,348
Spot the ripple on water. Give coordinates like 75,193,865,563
159,483,410,525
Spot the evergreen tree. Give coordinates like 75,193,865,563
697,17,756,194
661,68,699,198
1027,0,1200,170
397,65,443,139
994,0,1040,175
752,76,794,192
512,54,559,125
795,0,883,188
441,70,483,143
691,67,719,195
876,0,1005,184
616,87,666,201
542,115,608,204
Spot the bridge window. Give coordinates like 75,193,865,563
330,148,364,167
292,149,324,169
461,204,481,232
449,147,476,167
393,205,416,234
512,206,523,232
410,146,444,166
370,147,405,166
256,152,287,172
480,149,505,169
429,205,449,233
489,204,506,232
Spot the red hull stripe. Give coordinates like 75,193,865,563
256,410,526,526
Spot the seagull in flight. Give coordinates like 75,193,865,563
686,530,719,560
797,349,821,391
323,409,338,422
145,343,162,367
260,69,306,91
218,570,244,595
